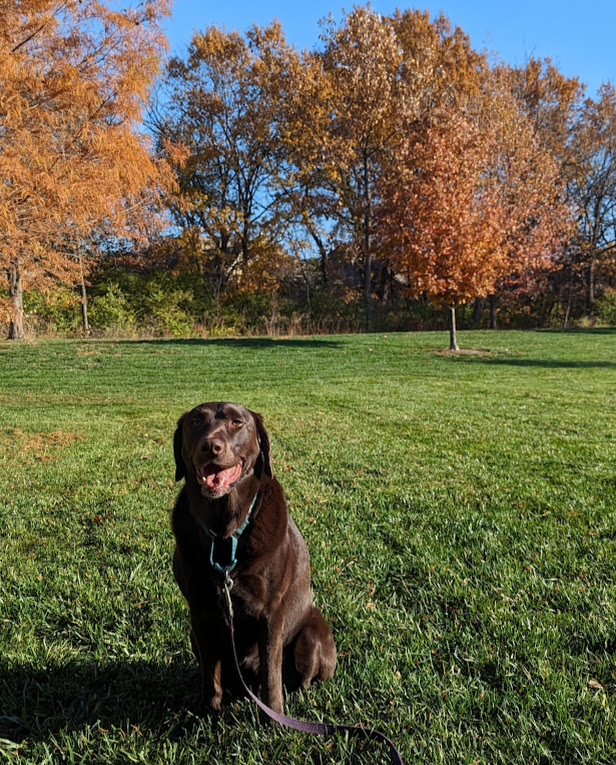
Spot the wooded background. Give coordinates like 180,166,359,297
2,2,615,341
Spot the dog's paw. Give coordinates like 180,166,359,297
201,693,223,715
259,701,283,724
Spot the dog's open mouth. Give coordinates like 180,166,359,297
197,462,243,495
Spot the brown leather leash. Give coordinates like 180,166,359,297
222,573,405,764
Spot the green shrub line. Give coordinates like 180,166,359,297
1,329,615,763
7,273,616,339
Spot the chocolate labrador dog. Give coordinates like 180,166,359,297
172,401,336,714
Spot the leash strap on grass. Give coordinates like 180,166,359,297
223,575,405,765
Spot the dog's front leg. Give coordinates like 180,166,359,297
257,609,285,715
191,610,223,712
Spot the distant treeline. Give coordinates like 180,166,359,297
2,4,615,340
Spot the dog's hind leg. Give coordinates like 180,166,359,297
293,606,337,689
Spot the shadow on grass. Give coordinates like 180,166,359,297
444,327,616,369
0,658,206,744
118,337,343,350
461,357,616,369
1,652,305,746
535,327,616,336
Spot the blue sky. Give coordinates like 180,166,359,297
163,1,614,98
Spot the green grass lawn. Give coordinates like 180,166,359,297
1,329,615,764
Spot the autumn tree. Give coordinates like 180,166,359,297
568,84,616,317
305,7,404,327
285,7,488,328
379,109,504,350
512,63,616,321
0,0,171,339
502,58,583,324
510,58,583,163
379,70,573,350
390,8,486,119
152,22,302,311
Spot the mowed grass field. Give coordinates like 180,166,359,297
1,329,615,764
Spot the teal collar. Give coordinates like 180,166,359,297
201,491,259,575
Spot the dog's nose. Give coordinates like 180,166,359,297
206,437,224,456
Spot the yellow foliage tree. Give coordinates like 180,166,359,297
155,22,302,312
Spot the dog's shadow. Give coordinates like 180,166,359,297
0,657,211,744
1,653,309,745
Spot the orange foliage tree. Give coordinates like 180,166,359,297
380,109,504,350
504,58,583,324
0,0,171,338
379,73,573,350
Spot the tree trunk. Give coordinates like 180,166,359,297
364,249,372,330
321,247,328,288
449,304,459,351
489,294,498,330
7,263,25,340
472,297,483,324
78,252,90,335
269,294,278,337
563,291,572,329
586,259,596,319
362,151,372,330
306,224,328,288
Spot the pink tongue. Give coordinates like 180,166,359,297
205,463,241,490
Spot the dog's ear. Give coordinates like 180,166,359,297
173,415,186,482
251,410,273,478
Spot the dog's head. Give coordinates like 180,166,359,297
173,402,272,498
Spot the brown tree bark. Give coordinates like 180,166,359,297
78,252,90,335
472,297,483,324
449,304,460,351
563,291,573,328
489,294,498,330
586,259,596,319
362,151,373,330
7,263,25,340
364,249,373,330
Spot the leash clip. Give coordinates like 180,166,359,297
201,491,259,576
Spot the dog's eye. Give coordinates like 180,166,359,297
232,419,243,427
191,417,202,426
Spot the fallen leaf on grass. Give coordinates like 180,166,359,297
588,679,604,692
